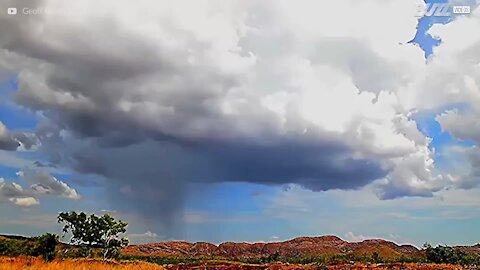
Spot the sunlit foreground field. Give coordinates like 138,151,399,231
0,257,165,270
0,257,466,270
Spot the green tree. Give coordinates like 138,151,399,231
423,242,471,265
34,233,59,262
268,251,280,262
58,211,129,259
371,251,380,263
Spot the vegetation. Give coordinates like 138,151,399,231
119,254,212,265
0,257,164,270
1,212,480,269
58,211,129,259
33,233,59,262
119,252,423,266
0,236,37,257
3,234,476,268
235,252,423,265
423,243,480,266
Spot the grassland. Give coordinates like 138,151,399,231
0,234,478,270
0,257,466,270
0,256,165,270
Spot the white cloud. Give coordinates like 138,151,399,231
344,231,410,245
128,231,159,238
344,232,371,242
100,209,118,213
127,231,160,244
0,0,477,223
437,109,480,144
1,169,80,207
415,7,480,190
0,178,38,207
17,169,80,200
9,196,39,207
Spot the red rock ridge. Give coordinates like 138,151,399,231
122,235,420,259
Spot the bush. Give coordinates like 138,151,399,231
77,245,93,258
33,233,59,262
423,243,480,266
0,237,36,257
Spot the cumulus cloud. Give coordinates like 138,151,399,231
344,231,408,244
0,179,27,198
17,169,80,200
397,4,480,111
436,109,480,144
0,178,38,207
1,0,474,233
435,145,480,190
1,168,80,207
422,6,480,190
436,108,480,190
9,196,39,207
128,231,159,238
344,232,372,242
127,231,160,244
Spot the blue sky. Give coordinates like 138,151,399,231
1,0,480,247
409,0,452,58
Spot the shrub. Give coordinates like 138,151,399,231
33,233,59,262
0,237,36,257
423,242,480,266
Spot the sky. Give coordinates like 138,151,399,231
1,0,480,247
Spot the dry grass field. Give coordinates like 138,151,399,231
0,257,467,270
0,257,165,270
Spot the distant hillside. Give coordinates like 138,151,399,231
0,234,31,241
122,235,421,260
2,233,479,265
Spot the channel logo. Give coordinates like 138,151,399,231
417,3,472,17
7,7,17,15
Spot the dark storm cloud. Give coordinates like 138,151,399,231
68,136,388,191
0,0,426,235
12,132,41,150
0,122,20,151
201,141,388,191
0,137,19,151
0,122,41,151
37,133,389,235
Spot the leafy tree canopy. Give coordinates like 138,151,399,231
58,211,129,259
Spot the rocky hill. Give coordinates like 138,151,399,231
455,244,480,254
122,235,420,260
167,262,463,270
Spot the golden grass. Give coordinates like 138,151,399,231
0,256,165,270
0,257,465,270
